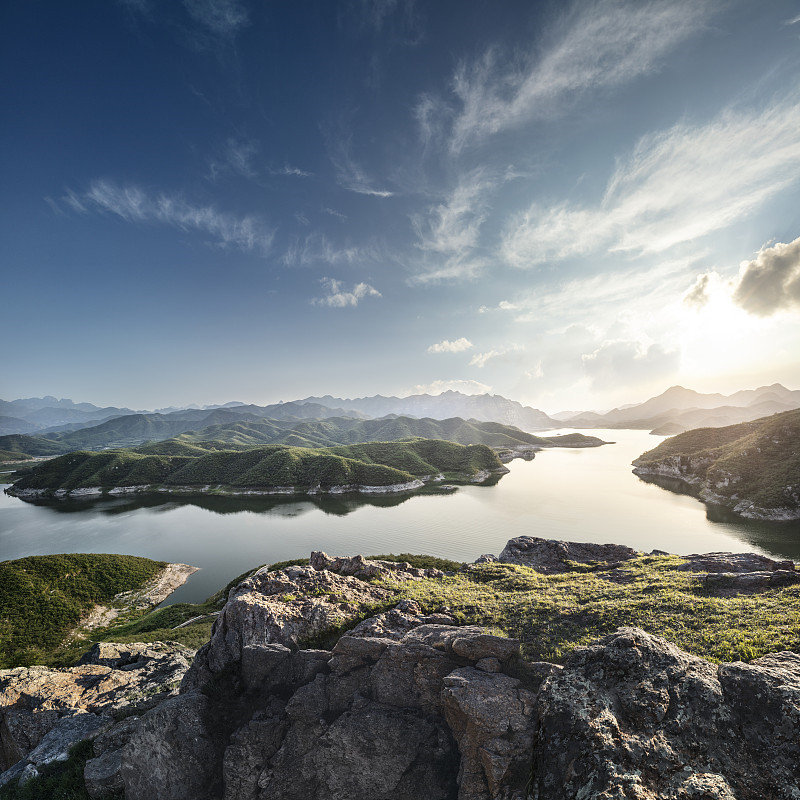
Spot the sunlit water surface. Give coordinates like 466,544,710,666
2,430,798,604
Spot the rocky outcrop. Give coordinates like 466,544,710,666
5,542,800,798
0,642,192,791
533,627,800,799
123,613,536,800
497,535,639,573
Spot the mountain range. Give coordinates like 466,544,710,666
1,384,798,454
559,384,800,434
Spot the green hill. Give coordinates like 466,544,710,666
7,439,506,498
0,413,606,460
632,409,800,520
0,553,166,668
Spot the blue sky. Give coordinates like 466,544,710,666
3,0,800,413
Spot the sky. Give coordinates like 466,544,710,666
2,0,800,414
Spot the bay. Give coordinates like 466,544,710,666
1,429,798,605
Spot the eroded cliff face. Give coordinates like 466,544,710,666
3,541,800,799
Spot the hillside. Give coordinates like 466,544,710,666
0,413,604,459
632,409,800,520
6,439,507,498
0,553,168,668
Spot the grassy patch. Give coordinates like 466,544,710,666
367,553,464,572
0,554,166,668
380,555,800,664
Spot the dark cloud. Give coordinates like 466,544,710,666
582,341,679,390
732,237,800,316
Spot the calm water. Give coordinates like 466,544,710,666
2,429,799,604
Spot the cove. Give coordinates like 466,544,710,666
2,429,799,605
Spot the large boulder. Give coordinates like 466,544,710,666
532,627,800,799
499,536,639,573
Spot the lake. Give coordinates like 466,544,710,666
2,429,799,604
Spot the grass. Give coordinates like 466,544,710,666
0,554,167,668
379,555,800,664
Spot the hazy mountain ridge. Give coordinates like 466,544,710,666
563,383,800,433
632,408,800,520
298,390,557,430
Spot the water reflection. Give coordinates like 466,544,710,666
634,472,800,559
3,429,800,604
11,487,434,518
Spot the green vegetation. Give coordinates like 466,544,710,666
0,554,166,668
0,413,607,462
0,740,95,800
634,409,800,512
10,439,505,496
381,556,800,664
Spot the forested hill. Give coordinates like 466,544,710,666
0,415,605,458
632,409,800,520
7,439,507,498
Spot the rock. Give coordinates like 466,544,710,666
83,716,142,799
26,712,112,766
499,535,639,573
121,693,216,800
0,641,192,791
473,554,498,564
200,563,395,674
309,551,445,580
532,627,800,799
702,570,800,595
442,667,537,800
122,580,533,800
679,551,796,573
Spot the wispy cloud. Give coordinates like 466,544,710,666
410,170,493,282
510,254,704,324
502,95,800,266
429,0,715,154
785,13,800,25
282,233,381,266
732,237,800,316
269,163,313,178
312,277,382,308
469,344,525,368
323,207,347,221
427,338,474,354
62,179,274,254
208,137,259,181
326,125,395,197
407,379,492,396
183,0,249,36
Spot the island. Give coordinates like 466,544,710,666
4,439,511,499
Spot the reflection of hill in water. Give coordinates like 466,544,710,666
20,489,430,518
635,473,800,560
